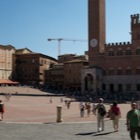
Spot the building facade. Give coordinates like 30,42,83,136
64,59,88,91
45,54,88,92
44,63,64,90
82,0,140,94
0,45,16,80
13,52,57,86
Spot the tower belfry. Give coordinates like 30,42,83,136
88,0,106,61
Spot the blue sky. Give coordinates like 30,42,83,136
0,0,140,59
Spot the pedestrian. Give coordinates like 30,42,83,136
126,102,140,140
94,98,107,132
50,98,52,103
65,100,67,106
79,102,85,117
86,102,91,117
60,98,63,103
67,101,71,109
110,101,121,132
0,100,5,121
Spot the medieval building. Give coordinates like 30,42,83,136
82,0,140,94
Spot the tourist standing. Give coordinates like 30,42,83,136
94,98,107,132
126,102,140,140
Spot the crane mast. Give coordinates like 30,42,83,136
47,38,87,56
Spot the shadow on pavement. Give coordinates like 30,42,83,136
76,131,97,136
76,131,115,136
93,131,115,136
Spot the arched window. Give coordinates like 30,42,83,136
108,48,114,56
125,67,132,75
117,67,123,75
117,48,123,56
136,46,140,55
125,47,131,55
108,67,114,75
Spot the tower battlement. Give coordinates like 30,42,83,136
131,14,140,24
105,42,131,47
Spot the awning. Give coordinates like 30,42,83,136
0,79,19,84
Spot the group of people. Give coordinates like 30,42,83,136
0,95,140,140
92,98,140,140
79,98,140,140
79,102,92,117
93,98,121,132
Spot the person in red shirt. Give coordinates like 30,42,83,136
111,101,121,132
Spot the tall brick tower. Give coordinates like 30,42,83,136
131,14,140,46
88,0,106,66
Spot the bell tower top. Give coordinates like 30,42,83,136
131,14,140,45
88,0,106,56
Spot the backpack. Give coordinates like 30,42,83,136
98,104,106,116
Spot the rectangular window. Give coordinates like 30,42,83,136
126,84,131,91
118,84,123,92
136,84,140,91
110,84,114,92
102,84,106,91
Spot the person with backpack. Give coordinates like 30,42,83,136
94,98,107,132
0,100,5,121
110,101,121,132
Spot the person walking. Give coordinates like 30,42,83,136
126,102,140,140
67,101,71,109
110,101,121,132
0,100,5,121
86,102,91,117
94,98,107,132
79,102,85,117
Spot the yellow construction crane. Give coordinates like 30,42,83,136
47,38,87,56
